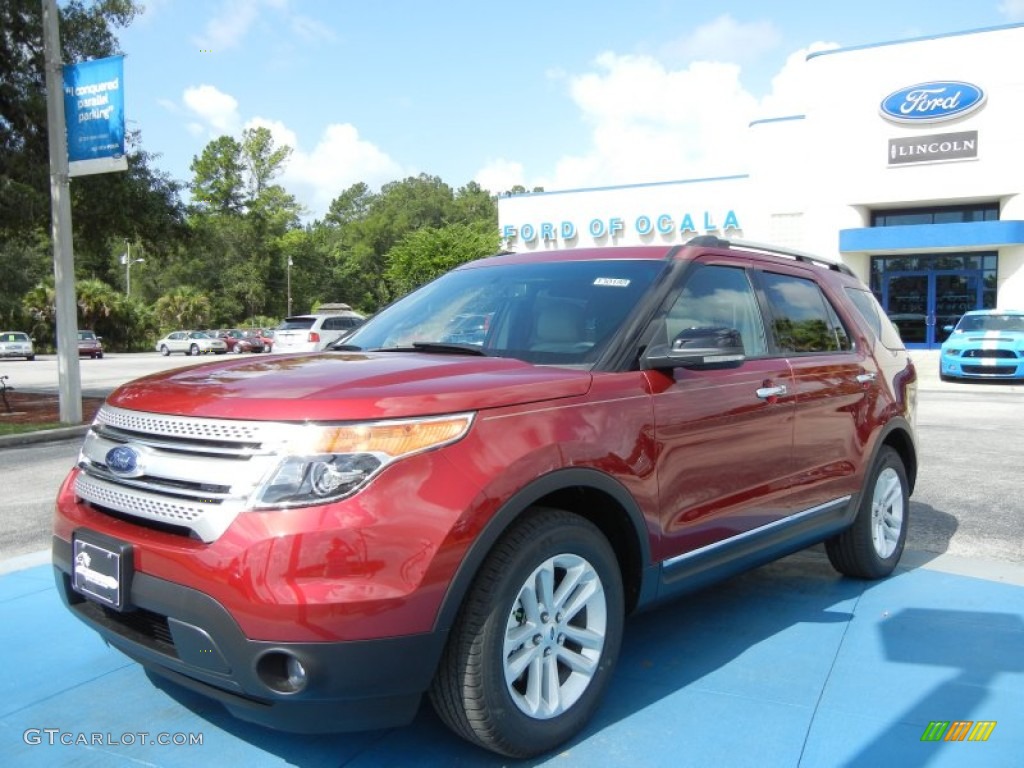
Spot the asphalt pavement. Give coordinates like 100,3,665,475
1,350,1022,766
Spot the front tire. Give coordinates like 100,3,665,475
189,344,199,356
826,446,909,579
430,508,624,758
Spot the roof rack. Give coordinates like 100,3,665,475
685,235,854,276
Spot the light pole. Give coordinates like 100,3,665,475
287,256,293,316
122,241,144,296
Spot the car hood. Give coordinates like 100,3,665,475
106,352,593,421
946,330,1024,346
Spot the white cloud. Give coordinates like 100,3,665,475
194,0,335,51
998,0,1024,21
535,52,758,191
291,14,336,43
492,38,840,194
194,0,263,50
244,119,404,216
758,41,839,118
664,14,782,64
474,159,526,195
182,84,240,134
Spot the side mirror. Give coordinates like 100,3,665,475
642,327,746,370
942,325,954,333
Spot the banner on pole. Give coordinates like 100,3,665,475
62,55,128,177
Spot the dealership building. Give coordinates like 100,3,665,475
497,23,1024,349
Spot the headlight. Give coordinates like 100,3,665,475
253,413,474,508
944,348,960,356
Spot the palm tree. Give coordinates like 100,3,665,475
76,278,118,330
155,286,212,330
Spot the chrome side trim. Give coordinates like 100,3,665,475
661,495,853,571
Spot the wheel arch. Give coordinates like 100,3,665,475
875,418,917,494
432,468,655,634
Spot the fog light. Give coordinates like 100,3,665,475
257,651,309,693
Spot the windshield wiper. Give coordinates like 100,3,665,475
372,342,488,356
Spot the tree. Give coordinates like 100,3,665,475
241,126,292,201
189,136,245,215
452,181,497,226
154,287,213,331
0,0,140,241
1,0,187,335
385,222,500,297
75,277,118,330
22,280,57,347
325,182,373,227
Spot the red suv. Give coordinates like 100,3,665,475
53,239,917,757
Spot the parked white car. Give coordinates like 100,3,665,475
272,311,365,354
154,331,228,356
0,331,35,360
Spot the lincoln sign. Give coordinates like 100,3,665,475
888,131,978,166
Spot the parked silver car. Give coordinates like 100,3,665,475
154,331,228,356
0,331,35,360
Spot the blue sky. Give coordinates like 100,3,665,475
115,0,1024,218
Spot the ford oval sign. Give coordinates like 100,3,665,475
105,445,141,476
880,81,985,124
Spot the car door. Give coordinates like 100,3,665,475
754,266,878,510
167,332,186,353
645,260,798,560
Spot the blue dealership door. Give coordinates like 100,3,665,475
883,271,981,348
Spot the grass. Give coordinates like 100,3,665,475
0,421,76,436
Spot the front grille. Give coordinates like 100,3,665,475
962,349,1017,359
76,405,303,542
962,365,1017,375
75,599,177,657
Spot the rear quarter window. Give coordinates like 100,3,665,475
845,287,906,351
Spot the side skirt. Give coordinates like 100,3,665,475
652,496,856,606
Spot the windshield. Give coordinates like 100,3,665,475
956,313,1024,332
342,258,666,366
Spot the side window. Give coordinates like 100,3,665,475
760,272,852,353
323,317,356,331
666,265,768,357
845,287,905,350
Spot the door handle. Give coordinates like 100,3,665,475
855,372,877,384
756,384,787,399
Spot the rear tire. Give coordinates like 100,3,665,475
160,345,170,356
430,508,623,758
826,446,908,579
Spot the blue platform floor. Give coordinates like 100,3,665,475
2,547,1021,767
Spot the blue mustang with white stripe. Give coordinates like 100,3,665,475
940,309,1024,380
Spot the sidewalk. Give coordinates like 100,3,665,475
2,548,1021,767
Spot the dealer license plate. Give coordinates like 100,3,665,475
72,531,132,611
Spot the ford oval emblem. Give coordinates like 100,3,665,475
105,445,140,476
880,81,985,124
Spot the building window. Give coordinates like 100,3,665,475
870,203,999,228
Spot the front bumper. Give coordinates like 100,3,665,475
941,351,1024,379
53,536,447,733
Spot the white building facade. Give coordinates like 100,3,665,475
497,24,1024,349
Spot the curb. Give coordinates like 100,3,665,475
0,424,90,449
